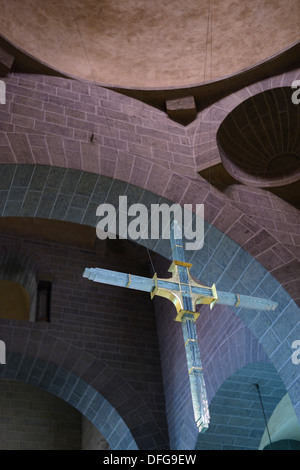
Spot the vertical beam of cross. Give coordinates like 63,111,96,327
169,220,210,432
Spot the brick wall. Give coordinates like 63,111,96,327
0,70,299,450
0,71,299,309
0,378,82,449
82,416,110,450
0,230,169,450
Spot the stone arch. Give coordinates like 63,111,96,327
195,362,287,450
1,68,299,312
190,226,300,447
1,70,299,308
0,351,137,450
0,34,298,452
0,238,53,276
0,327,155,449
193,77,300,308
0,164,299,450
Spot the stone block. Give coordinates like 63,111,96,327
166,96,197,125
0,46,14,76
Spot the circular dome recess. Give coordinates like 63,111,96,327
217,87,300,188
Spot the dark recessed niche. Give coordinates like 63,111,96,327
217,87,300,188
36,280,52,323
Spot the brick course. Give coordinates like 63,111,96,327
0,230,169,450
0,68,299,450
0,378,82,450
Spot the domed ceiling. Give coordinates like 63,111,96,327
0,0,299,88
217,88,300,188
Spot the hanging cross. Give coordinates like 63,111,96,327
83,220,277,433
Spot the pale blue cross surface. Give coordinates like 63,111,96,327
83,220,277,433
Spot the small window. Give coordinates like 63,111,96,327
36,280,52,322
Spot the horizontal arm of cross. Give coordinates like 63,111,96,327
83,265,277,320
83,267,173,293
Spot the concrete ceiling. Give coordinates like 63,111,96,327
0,0,299,88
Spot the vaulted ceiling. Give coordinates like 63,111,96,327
1,0,299,88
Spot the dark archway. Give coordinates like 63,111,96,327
0,164,299,450
0,351,138,450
